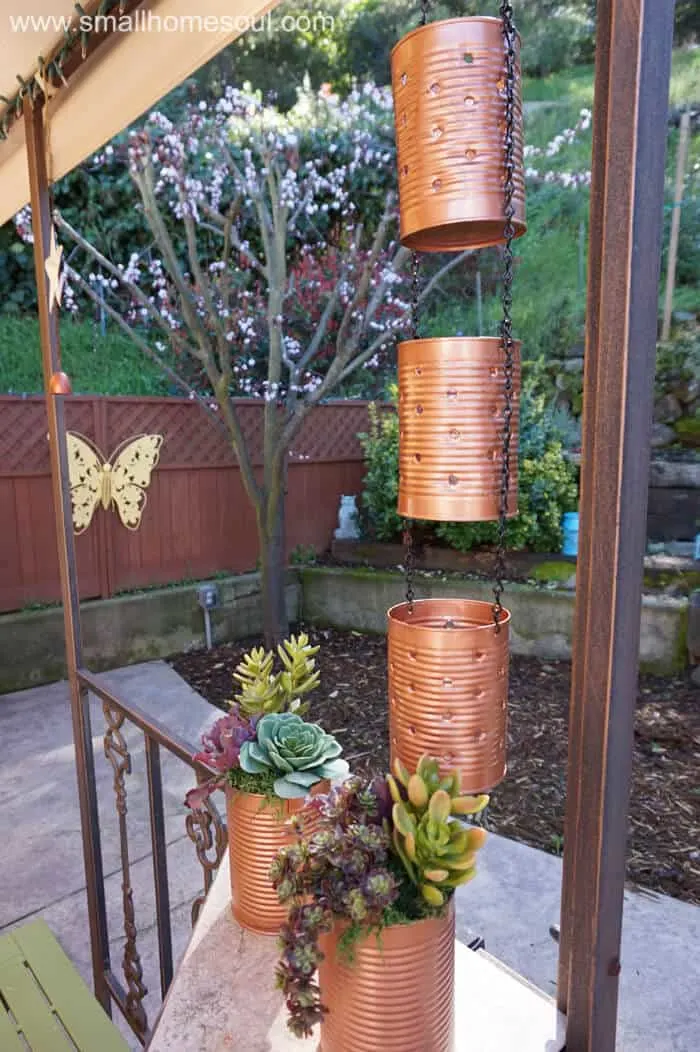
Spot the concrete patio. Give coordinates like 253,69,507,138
0,660,698,1050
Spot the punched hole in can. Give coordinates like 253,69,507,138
432,177,442,191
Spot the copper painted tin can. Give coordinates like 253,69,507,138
318,901,455,1052
388,598,509,793
398,337,520,523
392,17,526,251
226,784,326,935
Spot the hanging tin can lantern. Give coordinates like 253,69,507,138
391,16,526,252
388,598,509,793
397,336,520,522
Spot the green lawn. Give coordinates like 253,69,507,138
524,47,700,108
0,316,171,395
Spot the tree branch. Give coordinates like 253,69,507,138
65,265,227,432
55,212,176,344
131,158,215,368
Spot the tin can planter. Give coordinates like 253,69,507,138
318,900,455,1052
226,783,326,935
392,17,526,251
388,598,509,793
398,337,520,523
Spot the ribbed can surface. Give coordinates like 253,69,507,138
398,338,520,523
226,785,325,935
392,17,526,251
388,599,509,794
318,902,455,1052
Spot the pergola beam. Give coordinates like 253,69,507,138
24,96,112,1014
557,2,675,1050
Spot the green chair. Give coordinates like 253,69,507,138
0,919,128,1051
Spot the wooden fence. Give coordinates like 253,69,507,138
0,396,373,613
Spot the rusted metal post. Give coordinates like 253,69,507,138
557,2,675,1051
24,97,111,1013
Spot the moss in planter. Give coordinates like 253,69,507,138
228,767,278,797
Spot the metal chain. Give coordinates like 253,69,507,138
493,2,517,631
403,523,416,609
410,250,421,339
400,1,432,611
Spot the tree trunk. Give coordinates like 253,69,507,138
257,473,289,648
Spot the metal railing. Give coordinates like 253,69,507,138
76,669,227,1046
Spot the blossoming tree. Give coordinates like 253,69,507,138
49,85,466,644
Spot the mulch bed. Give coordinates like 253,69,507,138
171,627,700,906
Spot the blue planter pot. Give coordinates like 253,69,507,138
562,512,579,557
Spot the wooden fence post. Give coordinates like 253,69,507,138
661,111,691,342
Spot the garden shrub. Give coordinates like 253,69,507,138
435,442,578,553
358,398,402,542
358,389,579,552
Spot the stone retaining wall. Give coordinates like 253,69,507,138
300,568,688,674
0,572,300,694
0,566,689,694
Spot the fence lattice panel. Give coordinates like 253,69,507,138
0,396,373,612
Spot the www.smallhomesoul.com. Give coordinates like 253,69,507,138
9,11,335,34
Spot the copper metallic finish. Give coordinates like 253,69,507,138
388,599,509,794
49,370,72,394
318,901,455,1052
398,338,520,523
392,17,526,252
226,785,326,935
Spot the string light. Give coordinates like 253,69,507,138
0,0,136,141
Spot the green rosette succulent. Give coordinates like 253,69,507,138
388,754,489,907
239,712,349,798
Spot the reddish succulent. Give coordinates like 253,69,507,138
184,705,258,810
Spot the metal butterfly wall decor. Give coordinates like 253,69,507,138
66,432,163,534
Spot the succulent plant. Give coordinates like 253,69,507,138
388,755,489,907
234,634,320,718
184,705,258,810
272,778,399,1038
239,712,349,798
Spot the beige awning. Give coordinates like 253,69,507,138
0,0,279,225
